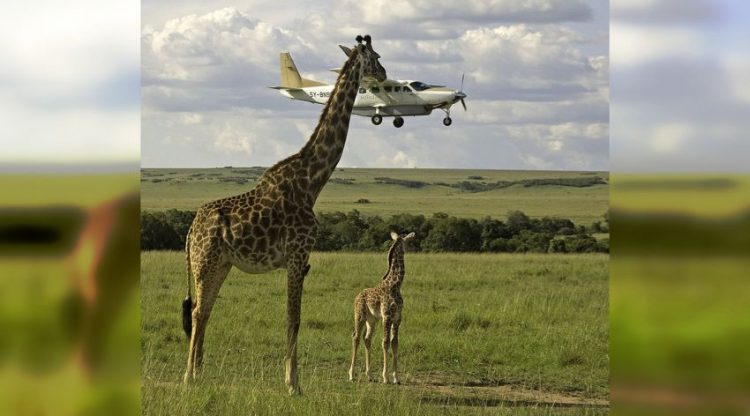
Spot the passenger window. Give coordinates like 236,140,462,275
394,86,401,92
358,88,365,94
384,86,392,92
403,86,412,92
371,87,380,93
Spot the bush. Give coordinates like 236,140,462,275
422,217,481,252
140,208,604,255
564,234,601,253
141,211,181,250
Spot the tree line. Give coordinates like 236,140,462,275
141,209,608,254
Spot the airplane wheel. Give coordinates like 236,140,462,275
443,117,452,126
393,117,404,128
371,115,383,125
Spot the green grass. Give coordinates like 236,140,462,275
141,251,609,415
141,168,609,225
0,173,139,207
611,174,750,218
609,174,750,413
0,173,140,415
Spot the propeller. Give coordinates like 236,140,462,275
456,73,467,111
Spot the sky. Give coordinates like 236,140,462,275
141,0,610,170
0,1,140,166
610,0,750,172
2,1,746,172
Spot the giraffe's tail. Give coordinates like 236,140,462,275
182,225,194,341
182,296,192,341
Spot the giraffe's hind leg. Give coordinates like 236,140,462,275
184,246,231,384
348,302,365,381
364,315,376,381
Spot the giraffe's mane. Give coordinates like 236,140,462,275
382,238,398,280
259,46,361,181
300,46,360,156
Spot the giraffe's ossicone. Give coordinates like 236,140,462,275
349,231,415,384
180,35,386,395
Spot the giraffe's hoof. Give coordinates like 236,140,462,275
287,384,303,395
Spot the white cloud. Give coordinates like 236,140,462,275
0,0,139,163
336,0,592,25
142,2,608,171
722,53,750,103
610,22,705,67
650,123,691,153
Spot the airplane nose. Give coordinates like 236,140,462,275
455,91,467,111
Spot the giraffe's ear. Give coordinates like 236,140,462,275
390,231,399,241
403,232,416,240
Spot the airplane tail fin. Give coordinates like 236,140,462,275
279,52,325,88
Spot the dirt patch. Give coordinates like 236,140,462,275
406,373,609,409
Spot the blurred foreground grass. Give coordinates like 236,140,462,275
0,173,139,416
610,174,750,415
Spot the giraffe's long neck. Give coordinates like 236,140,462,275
302,50,362,200
384,242,405,288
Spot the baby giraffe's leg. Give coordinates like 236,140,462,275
381,316,392,384
364,315,376,380
391,320,401,384
349,309,365,381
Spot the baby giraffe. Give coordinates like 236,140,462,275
349,231,415,384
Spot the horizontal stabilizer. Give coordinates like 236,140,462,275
269,86,303,91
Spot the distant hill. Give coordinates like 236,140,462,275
140,167,609,225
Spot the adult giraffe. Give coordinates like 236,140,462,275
182,35,386,394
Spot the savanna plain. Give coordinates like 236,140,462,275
140,168,609,415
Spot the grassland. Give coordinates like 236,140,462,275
610,173,750,218
141,168,609,225
141,251,609,415
0,173,139,207
609,174,750,413
0,173,140,415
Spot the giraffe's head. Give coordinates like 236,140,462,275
352,34,387,83
389,231,416,254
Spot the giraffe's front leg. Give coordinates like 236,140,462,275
391,320,401,384
381,316,392,384
349,312,364,381
284,257,308,395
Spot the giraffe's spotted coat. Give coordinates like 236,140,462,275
349,232,415,384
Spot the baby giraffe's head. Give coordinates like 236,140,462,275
390,231,416,254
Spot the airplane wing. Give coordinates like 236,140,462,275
359,78,403,88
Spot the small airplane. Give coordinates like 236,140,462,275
270,46,467,128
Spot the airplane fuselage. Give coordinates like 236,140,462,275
279,81,458,117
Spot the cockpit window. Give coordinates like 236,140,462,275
409,81,430,91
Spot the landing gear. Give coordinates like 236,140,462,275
371,114,382,125
441,107,453,127
393,117,404,128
